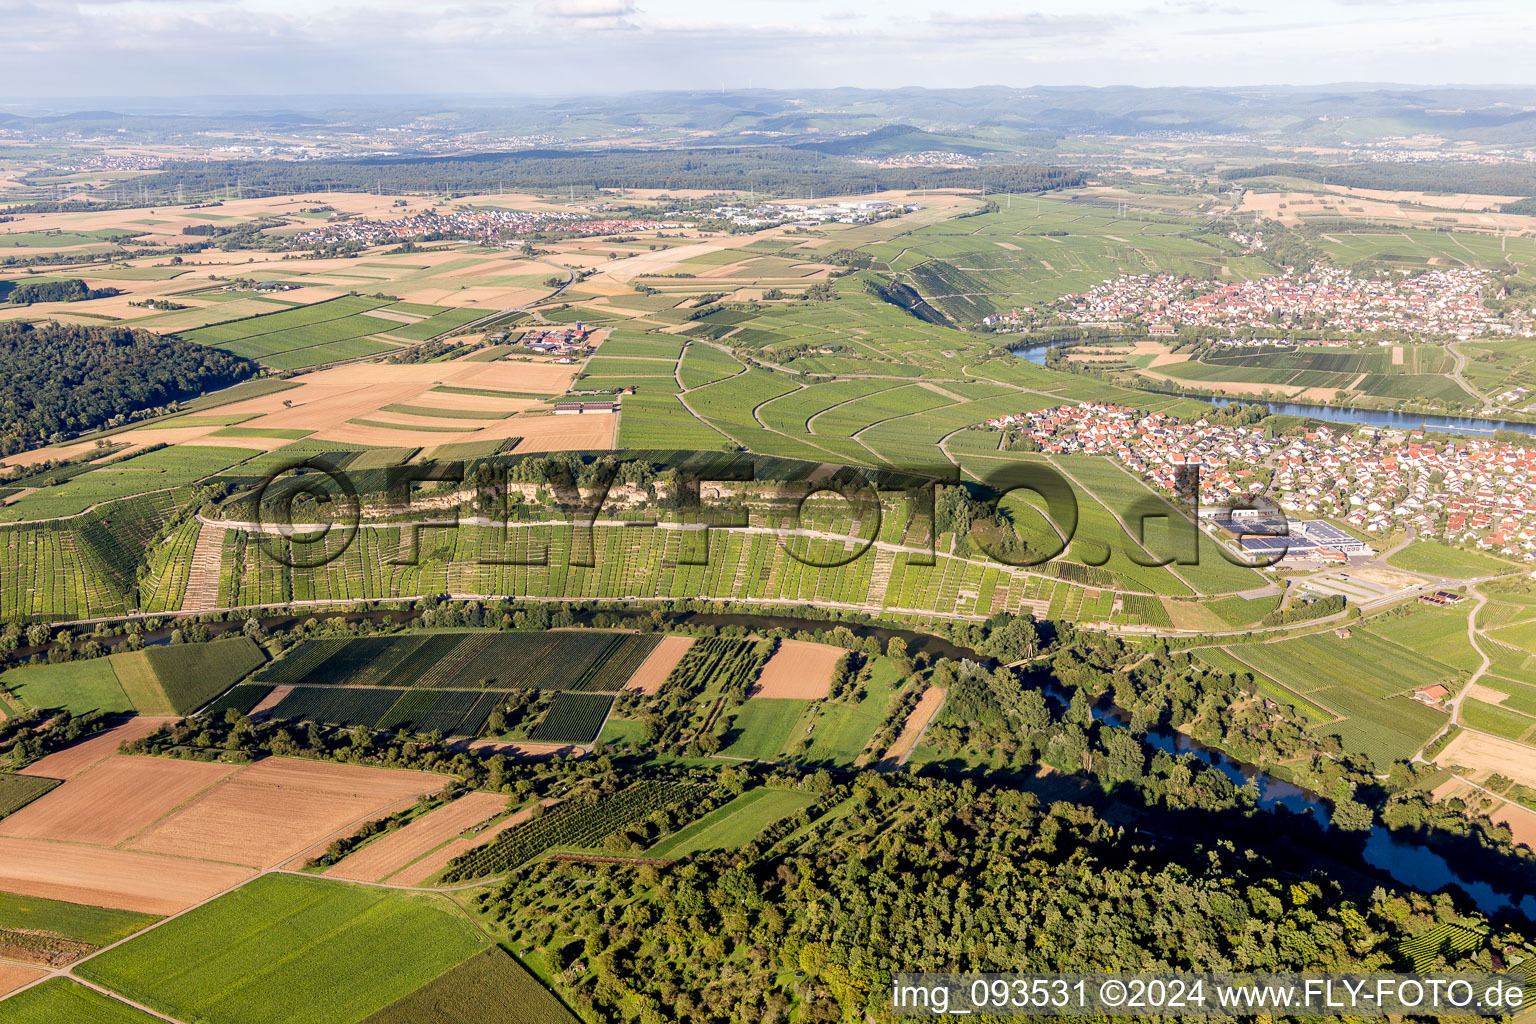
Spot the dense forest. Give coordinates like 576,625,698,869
3,278,121,305
1222,161,1536,197
480,771,1523,1024
137,148,1086,198
0,321,257,454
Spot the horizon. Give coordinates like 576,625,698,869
4,0,1534,99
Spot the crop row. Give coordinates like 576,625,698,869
439,780,707,881
200,684,274,720
663,638,770,697
257,632,660,693
264,685,501,737
527,692,614,744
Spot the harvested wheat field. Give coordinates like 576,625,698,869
0,837,253,914
325,791,509,883
125,757,442,868
626,636,695,694
458,740,580,760
510,413,616,453
0,963,45,998
884,686,946,764
1466,683,1510,705
1492,803,1536,851
1436,730,1536,790
750,640,844,700
387,799,560,887
0,756,235,847
15,718,177,781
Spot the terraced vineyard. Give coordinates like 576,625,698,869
439,780,709,881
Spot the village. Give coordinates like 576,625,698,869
986,402,1536,563
289,206,675,248
695,198,917,228
986,265,1519,338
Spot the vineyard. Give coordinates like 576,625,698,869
0,774,60,818
662,638,772,697
265,685,503,737
527,693,615,744
255,632,662,692
200,684,273,720
0,490,188,620
139,519,200,613
133,638,267,714
439,780,708,882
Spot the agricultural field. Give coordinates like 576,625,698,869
108,637,266,714
719,698,812,761
646,786,818,858
663,638,773,696
0,775,60,819
1387,541,1520,578
4,638,263,717
527,692,615,744
0,979,162,1024
0,891,159,947
862,196,1273,319
123,757,443,871
750,639,844,699
256,632,661,692
359,947,579,1024
440,780,707,881
1217,625,1462,767
326,791,509,884
1,659,133,716
77,873,489,1024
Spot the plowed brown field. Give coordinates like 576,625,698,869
750,640,843,700
15,718,176,781
0,837,252,914
125,758,442,868
0,756,235,847
625,636,695,694
325,791,508,883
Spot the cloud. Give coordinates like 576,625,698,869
537,0,637,17
925,10,1111,39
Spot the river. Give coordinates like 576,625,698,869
17,602,1534,920
1012,342,1536,439
1092,700,1536,921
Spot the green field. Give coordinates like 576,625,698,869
2,658,132,715
1222,628,1460,766
1460,699,1535,742
110,638,266,715
0,980,161,1024
0,774,59,816
718,699,811,761
0,892,158,945
78,874,488,1024
359,948,578,1024
1387,541,1518,578
647,787,818,858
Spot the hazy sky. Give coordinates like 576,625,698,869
3,0,1533,99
